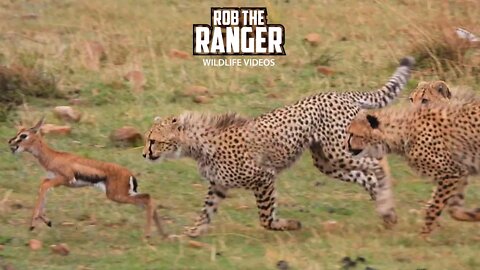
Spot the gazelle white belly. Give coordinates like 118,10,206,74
70,178,106,193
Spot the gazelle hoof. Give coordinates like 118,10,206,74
29,226,35,231
46,221,52,227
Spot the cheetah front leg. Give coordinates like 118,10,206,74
311,151,397,227
446,177,480,221
253,176,301,231
185,183,227,238
421,178,460,235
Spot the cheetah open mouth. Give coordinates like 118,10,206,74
347,135,363,156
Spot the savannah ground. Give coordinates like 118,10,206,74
1,0,480,269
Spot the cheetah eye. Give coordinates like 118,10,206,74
172,118,177,123
421,98,428,104
19,134,28,139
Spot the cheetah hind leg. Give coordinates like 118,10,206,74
421,178,460,236
447,177,480,222
254,177,301,231
184,184,227,238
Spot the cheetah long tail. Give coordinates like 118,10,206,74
355,56,415,109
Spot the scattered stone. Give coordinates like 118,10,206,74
236,205,250,210
169,49,190,60
2,264,15,270
341,256,356,269
356,256,366,263
304,33,321,46
21,13,39,20
53,106,82,122
188,240,207,248
314,181,325,187
28,239,42,251
109,126,142,146
276,260,290,270
50,243,70,256
40,124,72,135
193,95,211,104
124,70,146,93
323,220,341,232
316,66,335,76
184,85,209,97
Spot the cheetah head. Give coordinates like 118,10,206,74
408,81,451,106
346,112,387,159
142,116,183,162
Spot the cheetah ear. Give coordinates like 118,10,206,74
30,116,45,133
366,114,379,129
433,81,451,99
154,116,162,124
416,81,428,88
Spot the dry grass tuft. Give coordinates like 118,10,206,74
0,65,63,121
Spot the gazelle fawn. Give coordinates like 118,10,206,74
7,118,165,238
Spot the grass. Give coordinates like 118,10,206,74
1,0,480,269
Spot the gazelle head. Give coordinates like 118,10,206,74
8,117,45,154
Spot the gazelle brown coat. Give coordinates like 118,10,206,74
7,118,165,238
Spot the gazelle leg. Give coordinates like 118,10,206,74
107,192,157,238
30,177,65,230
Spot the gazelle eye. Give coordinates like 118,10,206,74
19,134,28,139
409,97,413,103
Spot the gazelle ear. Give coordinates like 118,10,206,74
30,116,45,133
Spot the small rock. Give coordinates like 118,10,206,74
304,33,321,46
110,126,142,146
0,245,4,251
323,220,341,232
28,239,42,251
266,92,281,99
184,85,209,97
316,66,335,76
40,124,72,135
188,240,207,248
341,256,356,269
193,95,211,104
21,13,39,20
236,205,250,210
124,70,146,93
2,264,15,270
276,260,289,270
50,243,70,256
169,49,190,60
356,256,366,263
314,181,325,187
53,106,82,122
264,78,276,88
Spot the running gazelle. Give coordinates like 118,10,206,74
7,117,165,238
